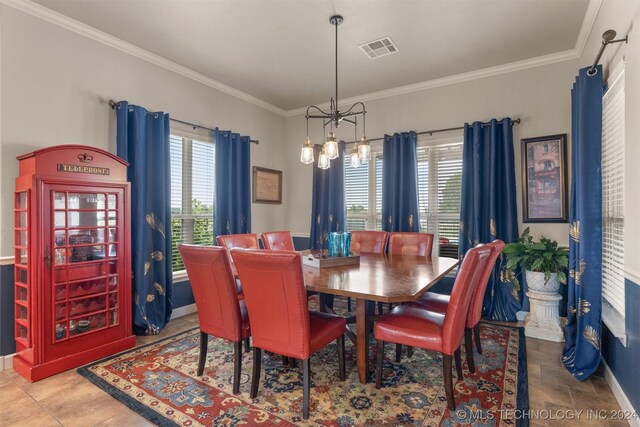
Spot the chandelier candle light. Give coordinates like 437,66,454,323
300,14,369,169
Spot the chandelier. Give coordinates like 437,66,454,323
300,14,370,169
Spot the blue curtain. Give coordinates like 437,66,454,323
214,129,252,236
382,132,420,232
116,101,172,335
460,118,520,321
310,143,345,250
562,66,603,380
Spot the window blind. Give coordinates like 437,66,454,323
417,141,463,253
170,136,215,272
344,150,383,230
602,66,625,317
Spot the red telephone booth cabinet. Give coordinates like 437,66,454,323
13,145,136,381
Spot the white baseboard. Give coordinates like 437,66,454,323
602,359,640,427
0,354,14,371
171,303,197,320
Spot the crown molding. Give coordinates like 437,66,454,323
1,0,601,119
574,0,603,58
286,0,602,117
0,0,287,117
285,48,580,117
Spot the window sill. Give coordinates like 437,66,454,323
601,302,627,347
173,270,189,283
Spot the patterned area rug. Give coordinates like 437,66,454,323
78,305,528,426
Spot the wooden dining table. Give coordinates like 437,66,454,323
301,252,460,384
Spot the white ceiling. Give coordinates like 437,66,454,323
32,0,591,111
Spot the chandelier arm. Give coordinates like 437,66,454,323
341,117,357,125
307,114,334,119
342,101,367,116
306,105,332,117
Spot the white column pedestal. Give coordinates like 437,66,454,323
525,290,564,342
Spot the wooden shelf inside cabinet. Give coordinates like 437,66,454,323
13,145,136,382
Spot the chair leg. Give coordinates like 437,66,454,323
233,341,242,394
454,347,463,381
395,344,402,363
302,358,310,419
250,347,262,399
464,327,476,374
377,302,384,315
347,297,352,312
244,338,251,353
443,354,455,410
197,331,208,376
474,324,482,354
407,346,414,358
337,335,346,381
376,339,384,389
282,356,290,366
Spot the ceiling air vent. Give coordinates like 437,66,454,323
359,37,399,59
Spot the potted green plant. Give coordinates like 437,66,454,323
502,227,569,293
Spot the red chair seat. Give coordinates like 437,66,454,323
309,312,347,355
374,305,444,352
410,292,449,313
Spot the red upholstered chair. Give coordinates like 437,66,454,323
388,232,434,257
178,245,250,394
374,245,492,410
216,233,260,250
216,234,259,298
411,240,505,372
349,231,389,312
230,249,346,419
350,231,389,254
260,231,295,251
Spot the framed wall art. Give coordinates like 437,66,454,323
521,134,568,223
253,166,282,204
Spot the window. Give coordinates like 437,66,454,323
344,145,383,230
170,133,215,273
343,137,463,254
417,139,463,255
602,63,625,319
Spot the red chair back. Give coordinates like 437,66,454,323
230,249,311,359
260,231,295,251
351,231,388,254
178,245,244,341
216,233,259,250
388,232,434,257
441,245,492,354
465,240,505,328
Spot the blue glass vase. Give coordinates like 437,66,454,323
328,232,341,257
342,232,351,256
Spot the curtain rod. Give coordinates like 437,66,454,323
108,100,259,144
587,30,628,76
340,117,521,145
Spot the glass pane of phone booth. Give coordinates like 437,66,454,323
52,191,119,342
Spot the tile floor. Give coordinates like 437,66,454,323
0,315,626,426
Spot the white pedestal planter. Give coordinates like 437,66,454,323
525,290,564,342
524,271,564,342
